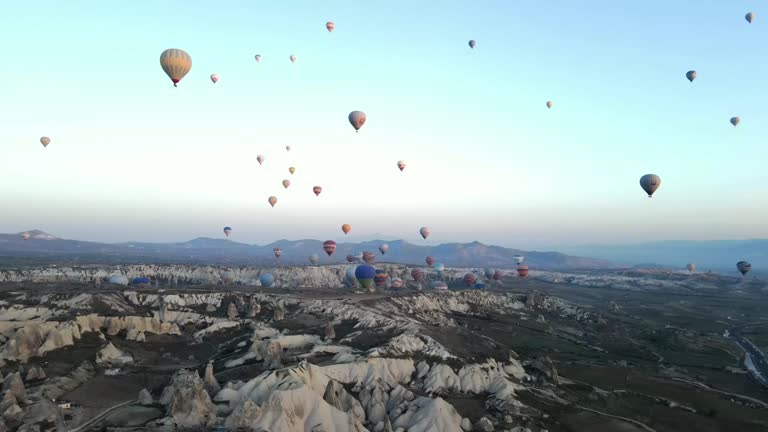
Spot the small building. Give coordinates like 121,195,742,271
57,402,72,409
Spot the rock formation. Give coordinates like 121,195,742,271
248,301,261,317
138,388,153,406
273,306,285,321
24,367,46,381
159,369,216,429
227,302,239,321
96,342,133,366
203,361,221,396
324,322,336,341
1,373,25,405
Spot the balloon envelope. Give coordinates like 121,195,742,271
254,54,262,62
282,179,290,189
326,21,335,32
260,273,275,287
468,39,476,49
323,240,337,256
257,155,265,165
108,275,129,286
730,117,740,127
210,74,219,83
309,254,319,265
431,281,448,290
517,265,529,278
397,160,406,171
289,167,296,175
419,227,430,239
362,251,376,264
425,256,435,267
342,224,351,235
433,263,445,272
379,244,389,255
348,111,366,132
639,174,661,197
737,261,752,275
268,196,278,207
686,70,697,82
686,263,696,273
40,137,50,147
355,264,376,288
411,268,425,282
313,186,322,196
160,49,192,87
546,101,553,109
273,248,282,258
463,273,477,287
746,12,756,23
132,277,151,285
290,55,297,63
223,227,232,237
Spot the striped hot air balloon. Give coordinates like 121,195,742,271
313,186,322,196
160,49,192,87
323,240,337,256
737,261,752,276
374,270,389,288
362,251,376,264
463,273,477,287
411,268,425,282
431,280,448,290
390,277,403,289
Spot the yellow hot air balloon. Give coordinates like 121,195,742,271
160,49,192,87
289,167,296,175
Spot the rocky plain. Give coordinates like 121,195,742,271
1,264,768,432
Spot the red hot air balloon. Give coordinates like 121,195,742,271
313,186,322,196
411,268,425,282
425,256,435,267
517,265,529,278
463,273,477,287
362,251,376,264
323,240,337,256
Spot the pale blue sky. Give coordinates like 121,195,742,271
1,1,767,248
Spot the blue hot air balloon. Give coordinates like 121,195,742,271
260,273,275,287
355,264,376,289
131,277,151,285
473,282,486,289
108,275,129,286
433,263,445,272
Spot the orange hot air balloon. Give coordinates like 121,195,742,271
341,224,351,235
313,186,322,196
160,49,192,87
326,21,335,32
268,196,278,207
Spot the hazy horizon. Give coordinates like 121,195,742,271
3,1,767,249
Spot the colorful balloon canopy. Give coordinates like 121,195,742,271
323,240,337,256
326,21,335,32
268,196,278,207
484,268,494,279
313,186,322,196
425,256,435,267
411,268,425,282
517,265,529,278
468,39,476,49
730,117,741,127
737,261,752,275
639,174,661,198
463,273,477,287
686,70,697,82
433,263,445,272
431,280,448,290
282,179,291,189
348,111,366,132
419,227,430,239
379,244,389,255
273,248,283,258
160,49,192,87
223,227,232,237
355,264,376,289
374,272,389,288
260,273,275,287
341,224,351,235
397,160,406,172
40,137,50,148
390,278,403,289
362,251,376,264
254,54,262,63
257,155,265,165
210,74,219,84
746,12,756,24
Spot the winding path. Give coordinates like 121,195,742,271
67,399,137,432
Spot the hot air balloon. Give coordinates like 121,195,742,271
419,227,430,239
686,70,697,82
463,273,477,287
362,251,376,264
290,55,297,63
260,273,275,287
222,271,236,284
345,266,358,288
374,271,389,288
348,111,366,132
286,146,291,152
517,265,529,278
434,263,445,273
257,155,265,165
468,39,476,49
282,179,291,189
108,275,129,286
397,160,406,172
273,248,283,258
379,244,389,255
289,167,296,175
355,264,376,289
686,263,696,273
639,174,661,198
493,270,502,281
323,240,337,256
484,268,494,279
514,255,525,265
730,117,740,127
223,226,232,237
346,254,357,263
131,277,151,285
210,74,219,84
309,254,319,265
160,49,192,87
254,54,262,63
431,280,448,290
326,21,335,32
390,278,403,290
546,101,553,109
411,268,425,282
21,232,30,241
425,256,435,267
313,186,322,196
40,137,50,148
746,12,756,24
341,224,351,235
737,261,752,276
268,196,278,207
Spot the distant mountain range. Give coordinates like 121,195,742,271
0,230,614,270
560,239,768,274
